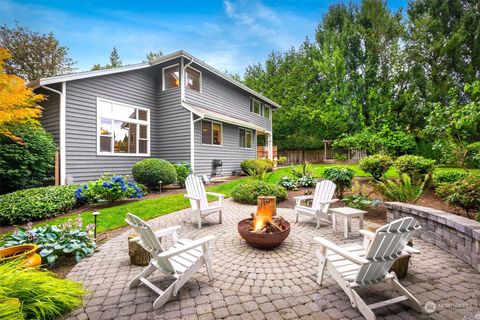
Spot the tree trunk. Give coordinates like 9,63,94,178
128,234,151,266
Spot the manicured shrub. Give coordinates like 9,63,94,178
0,124,57,194
232,180,287,204
278,176,298,190
359,154,393,181
0,259,86,320
278,156,287,165
435,176,480,218
173,161,192,188
393,155,435,183
240,159,273,175
0,185,80,225
77,174,143,202
374,174,429,203
132,158,177,190
2,215,96,265
323,167,355,198
433,171,468,185
465,142,480,168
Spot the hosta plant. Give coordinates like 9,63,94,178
278,176,298,190
323,167,355,198
342,181,381,210
296,175,316,187
1,215,96,265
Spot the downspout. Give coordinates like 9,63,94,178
181,57,197,172
41,83,66,185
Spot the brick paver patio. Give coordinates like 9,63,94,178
66,199,480,320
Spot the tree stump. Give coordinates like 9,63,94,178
128,234,151,266
257,196,276,216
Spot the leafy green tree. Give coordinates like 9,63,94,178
0,23,76,81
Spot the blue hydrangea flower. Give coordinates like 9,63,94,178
102,181,108,187
83,184,88,189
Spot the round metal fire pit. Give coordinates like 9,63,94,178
237,218,291,249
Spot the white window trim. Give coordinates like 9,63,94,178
263,105,271,119
239,127,253,149
201,120,223,146
249,97,264,116
96,97,151,157
185,65,202,93
162,63,180,91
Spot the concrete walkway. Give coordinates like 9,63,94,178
66,199,480,320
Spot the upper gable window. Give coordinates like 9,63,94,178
163,65,179,90
185,67,201,92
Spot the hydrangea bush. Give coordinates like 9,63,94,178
74,174,143,203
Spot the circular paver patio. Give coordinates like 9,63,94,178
66,199,480,320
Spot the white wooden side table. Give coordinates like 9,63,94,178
330,207,367,238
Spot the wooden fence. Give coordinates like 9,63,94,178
256,146,277,159
278,147,366,164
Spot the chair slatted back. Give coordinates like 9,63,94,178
125,213,175,274
185,175,208,210
354,217,420,285
312,180,336,213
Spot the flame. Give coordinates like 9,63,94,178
252,203,273,231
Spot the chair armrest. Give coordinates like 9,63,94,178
359,229,375,238
158,235,216,258
206,192,225,198
184,194,201,201
319,199,339,204
314,236,369,265
129,225,182,243
293,195,314,200
404,245,420,254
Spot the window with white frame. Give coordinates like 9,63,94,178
249,97,263,116
263,105,270,119
239,128,253,148
201,120,222,145
97,98,149,155
163,65,179,90
185,66,201,92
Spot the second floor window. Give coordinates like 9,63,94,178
185,67,201,92
201,120,222,145
163,65,179,90
250,98,262,115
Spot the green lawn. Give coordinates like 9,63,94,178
27,178,246,234
266,164,478,183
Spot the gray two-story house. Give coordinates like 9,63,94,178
29,50,279,184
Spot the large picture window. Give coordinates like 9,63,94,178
239,128,253,148
201,120,222,145
163,65,180,90
185,66,201,92
97,98,149,155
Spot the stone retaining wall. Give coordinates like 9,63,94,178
385,202,480,273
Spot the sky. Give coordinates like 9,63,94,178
1,0,408,75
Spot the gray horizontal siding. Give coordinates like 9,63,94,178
65,68,157,183
194,120,256,176
37,84,61,146
185,63,272,132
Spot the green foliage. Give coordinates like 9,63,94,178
323,167,355,198
277,176,298,190
240,159,273,175
359,154,393,181
393,155,435,183
435,176,480,217
231,180,287,205
0,259,85,319
0,123,57,194
80,174,143,202
1,215,96,265
297,176,316,187
334,153,348,161
278,156,287,164
0,185,79,225
374,174,430,203
132,158,177,190
433,171,469,185
291,162,314,179
475,213,480,223
342,181,381,210
0,296,23,320
465,142,480,168
173,162,192,188
333,126,416,157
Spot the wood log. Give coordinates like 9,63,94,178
266,220,283,232
128,234,151,266
257,196,276,216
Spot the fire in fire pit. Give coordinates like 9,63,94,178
238,196,291,249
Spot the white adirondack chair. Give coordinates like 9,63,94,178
125,213,215,309
294,180,338,228
184,174,224,228
314,217,422,320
